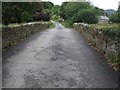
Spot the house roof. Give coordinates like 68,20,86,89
99,16,109,20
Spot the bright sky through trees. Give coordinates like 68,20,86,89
48,0,120,10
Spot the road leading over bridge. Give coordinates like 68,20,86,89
3,22,118,88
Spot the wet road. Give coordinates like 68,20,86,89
3,22,118,88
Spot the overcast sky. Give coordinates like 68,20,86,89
49,0,120,10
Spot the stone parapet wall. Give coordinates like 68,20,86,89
74,23,120,70
2,22,51,49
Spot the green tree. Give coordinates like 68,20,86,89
72,9,98,24
110,6,120,23
117,6,120,22
51,5,60,16
60,2,92,20
2,2,54,25
110,13,118,23
21,12,31,22
60,1,104,26
43,2,54,9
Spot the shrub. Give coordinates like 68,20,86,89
33,12,50,21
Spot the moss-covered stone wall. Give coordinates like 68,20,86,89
74,23,120,70
2,22,51,49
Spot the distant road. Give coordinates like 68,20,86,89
3,22,118,88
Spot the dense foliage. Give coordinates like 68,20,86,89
110,6,120,23
60,1,105,26
2,2,54,25
72,9,98,24
51,5,60,16
33,12,50,21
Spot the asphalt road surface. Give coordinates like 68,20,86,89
3,22,118,88
0,35,2,89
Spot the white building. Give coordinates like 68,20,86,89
98,16,109,24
